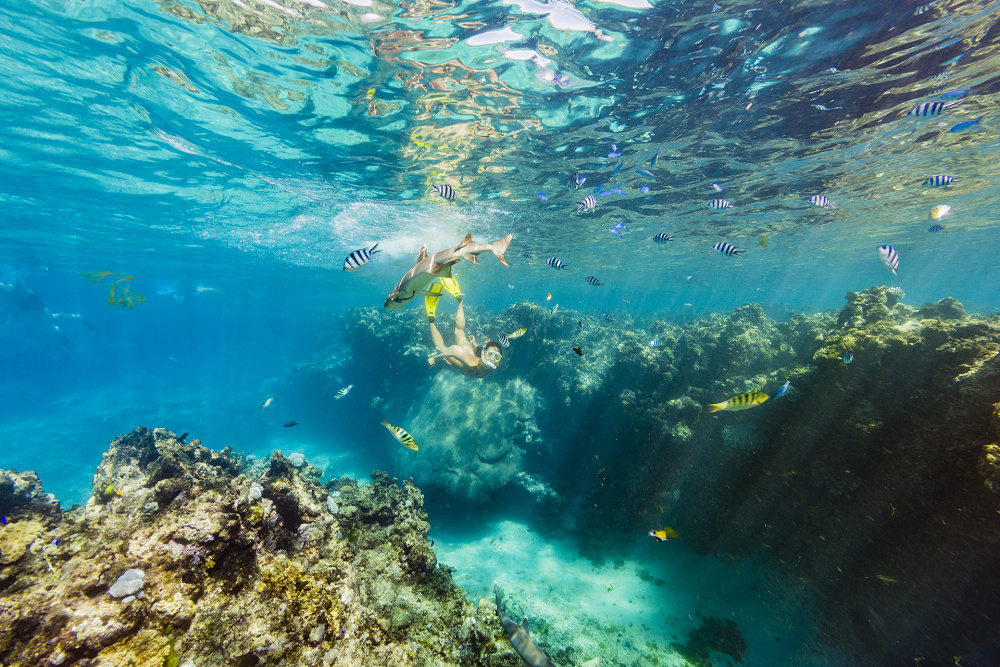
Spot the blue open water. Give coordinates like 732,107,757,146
2,0,1000,664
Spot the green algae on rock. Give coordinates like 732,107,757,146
0,427,527,667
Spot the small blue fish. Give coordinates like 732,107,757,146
612,187,626,198
0,516,7,525
533,318,539,334
615,222,629,230
640,186,650,193
928,224,944,233
523,252,532,259
537,193,548,201
650,151,659,167
611,143,617,151
283,421,300,428
593,185,604,193
599,191,612,196
939,90,970,100
949,118,982,132
609,151,622,158
569,173,586,189
635,169,656,179
842,352,854,364
712,183,723,192
609,227,622,239
771,381,791,400
612,161,623,176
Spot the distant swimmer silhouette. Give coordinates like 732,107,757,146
0,271,75,347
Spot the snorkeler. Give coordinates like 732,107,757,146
0,272,74,347
425,277,502,379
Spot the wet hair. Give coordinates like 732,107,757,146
484,341,502,352
475,345,483,357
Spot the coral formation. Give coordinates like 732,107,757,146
0,428,526,667
297,286,1000,664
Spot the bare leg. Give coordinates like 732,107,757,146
429,321,447,352
454,299,472,349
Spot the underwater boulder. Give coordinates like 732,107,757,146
397,375,536,502
917,296,967,320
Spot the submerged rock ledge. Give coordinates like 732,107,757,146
0,427,522,667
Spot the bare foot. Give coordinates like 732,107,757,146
428,357,436,367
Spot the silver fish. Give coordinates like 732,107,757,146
577,195,597,212
343,243,382,272
877,245,899,275
713,241,743,257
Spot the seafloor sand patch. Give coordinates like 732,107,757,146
434,519,844,667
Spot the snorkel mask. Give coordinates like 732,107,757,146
481,343,502,369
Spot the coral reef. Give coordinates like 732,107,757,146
298,286,1000,664
0,427,527,667
671,614,747,667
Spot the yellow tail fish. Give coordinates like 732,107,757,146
381,420,418,450
649,527,679,542
706,391,769,413
507,327,527,339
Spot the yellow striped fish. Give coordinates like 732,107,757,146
507,327,527,339
706,391,769,413
381,420,418,450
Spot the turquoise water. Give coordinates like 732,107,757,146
3,0,1000,664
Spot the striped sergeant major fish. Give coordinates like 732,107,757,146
713,241,744,258
497,333,510,347
381,420,418,450
650,338,661,347
569,173,585,189
877,245,899,275
577,195,597,212
433,184,457,201
908,100,959,117
842,351,854,364
585,276,603,287
922,175,960,187
546,257,568,269
601,312,614,322
343,243,381,272
808,194,834,208
708,198,733,209
928,224,944,233
384,233,512,310
335,385,353,400
654,233,674,243
494,583,555,667
706,391,769,413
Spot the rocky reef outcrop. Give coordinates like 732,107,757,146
0,427,526,667
298,287,1000,664
398,375,537,502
